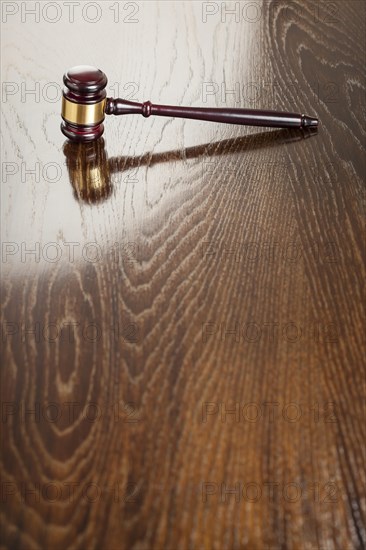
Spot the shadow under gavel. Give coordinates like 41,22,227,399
63,127,317,204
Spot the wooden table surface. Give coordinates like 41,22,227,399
1,1,365,549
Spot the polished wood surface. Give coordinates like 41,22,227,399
1,1,365,549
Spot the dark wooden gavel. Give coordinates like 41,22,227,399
61,65,319,143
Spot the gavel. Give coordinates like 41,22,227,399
61,66,319,142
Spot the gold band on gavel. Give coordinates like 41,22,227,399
61,96,106,125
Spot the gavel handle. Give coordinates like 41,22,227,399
105,97,318,129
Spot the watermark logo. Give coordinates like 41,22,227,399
2,241,139,265
201,81,340,105
201,481,339,503
2,321,139,343
201,401,338,424
1,400,142,424
201,321,339,343
1,81,140,104
1,480,143,503
201,2,339,24
1,2,140,24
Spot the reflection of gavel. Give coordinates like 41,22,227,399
63,138,111,202
61,65,319,143
63,128,317,204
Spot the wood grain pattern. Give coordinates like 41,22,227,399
1,1,365,549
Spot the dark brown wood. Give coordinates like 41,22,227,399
106,97,318,128
1,1,365,549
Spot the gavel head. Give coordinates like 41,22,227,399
61,65,108,142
